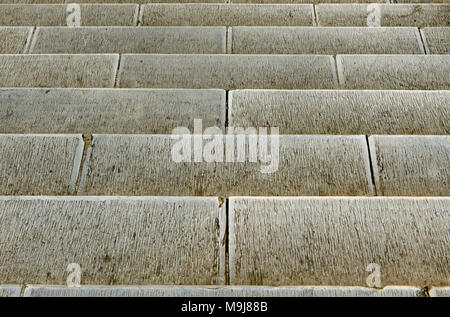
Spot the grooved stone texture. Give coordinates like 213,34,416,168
29,27,226,54
369,136,450,196
0,88,225,134
118,54,337,89
316,4,450,27
0,54,119,88
23,285,426,297
230,27,424,54
141,4,314,26
229,197,450,286
0,26,31,53
0,135,83,195
422,27,450,54
79,135,373,196
0,197,225,285
229,90,450,135
337,55,450,90
0,4,138,26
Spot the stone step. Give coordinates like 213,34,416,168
0,285,21,297
0,26,31,53
421,27,450,54
230,27,424,54
141,4,314,26
0,134,83,195
316,4,450,27
0,54,118,88
336,55,449,90
29,27,226,54
230,197,449,286
0,4,138,26
79,135,373,196
0,197,225,285
117,54,337,89
22,285,427,297
229,90,450,135
0,88,225,134
369,135,449,196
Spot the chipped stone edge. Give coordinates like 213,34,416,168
69,135,85,195
420,28,431,54
367,136,381,197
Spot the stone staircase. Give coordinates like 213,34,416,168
0,0,448,297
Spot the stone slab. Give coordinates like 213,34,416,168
141,4,314,26
316,4,450,27
369,136,450,196
230,197,450,286
0,197,225,285
0,88,225,134
230,27,424,54
0,4,138,26
0,285,22,297
337,55,450,90
0,26,31,53
79,135,373,196
229,90,450,135
0,134,83,195
0,54,119,88
422,27,450,54
29,27,226,54
118,54,337,89
23,285,426,297
429,287,450,297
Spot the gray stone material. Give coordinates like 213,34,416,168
0,54,119,88
230,197,450,286
0,134,83,195
421,27,450,54
316,4,450,27
337,55,450,90
79,135,373,196
118,54,337,89
369,136,450,196
0,26,31,53
0,285,22,297
29,27,226,54
23,285,426,297
230,27,424,54
0,4,138,26
141,4,314,26
0,88,225,134
229,90,450,135
429,287,450,297
0,197,225,285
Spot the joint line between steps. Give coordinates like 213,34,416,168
22,26,36,54
74,134,92,196
365,135,377,196
312,5,318,26
114,54,122,88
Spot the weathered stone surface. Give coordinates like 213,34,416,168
0,285,21,297
0,88,225,134
230,27,424,54
0,54,119,88
369,136,450,196
230,197,450,286
30,27,226,54
79,135,373,196
422,27,450,54
316,4,450,27
0,26,31,53
429,287,450,297
0,135,83,195
141,4,314,26
0,4,138,26
337,55,450,90
118,55,337,89
23,285,426,297
229,90,450,135
0,197,225,285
